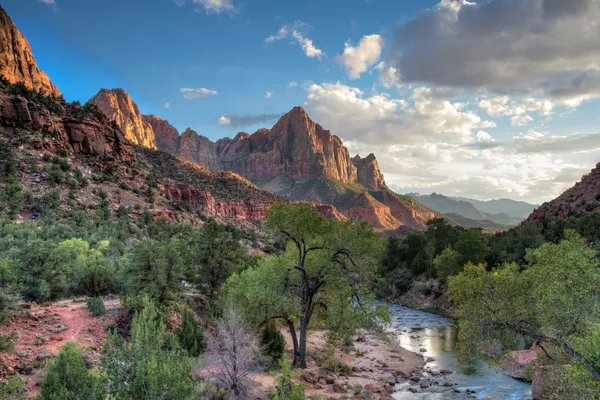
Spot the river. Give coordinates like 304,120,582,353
386,303,532,400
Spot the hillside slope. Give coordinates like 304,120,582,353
526,162,600,222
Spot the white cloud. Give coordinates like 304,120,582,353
174,0,185,6
305,81,494,146
336,34,383,79
219,116,231,125
265,91,273,99
218,113,282,128
192,0,234,14
387,0,600,105
180,87,218,99
302,80,600,203
39,0,56,5
513,130,600,154
265,22,324,60
288,81,298,88
164,102,171,109
511,114,534,126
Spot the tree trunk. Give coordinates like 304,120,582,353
298,318,308,369
287,320,300,367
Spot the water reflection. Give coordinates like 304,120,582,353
387,304,532,400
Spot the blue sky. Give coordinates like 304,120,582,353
5,0,600,203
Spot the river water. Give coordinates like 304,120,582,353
386,303,532,400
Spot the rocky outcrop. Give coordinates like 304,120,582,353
178,128,222,171
0,5,61,97
144,114,178,154
216,107,357,183
352,154,386,189
167,187,270,221
526,162,600,222
498,344,542,380
87,88,157,149
0,82,133,161
341,192,404,231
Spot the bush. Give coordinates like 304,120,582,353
86,297,105,317
178,306,204,357
0,374,26,398
0,332,18,352
40,342,104,400
261,321,285,367
272,354,305,400
101,296,195,400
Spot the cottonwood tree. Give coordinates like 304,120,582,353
225,202,388,368
204,310,259,399
449,231,600,393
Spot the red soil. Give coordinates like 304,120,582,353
0,299,119,394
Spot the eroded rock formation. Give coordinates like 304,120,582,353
0,5,61,97
87,88,157,149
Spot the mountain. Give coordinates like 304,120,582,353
444,213,509,231
0,5,61,97
526,162,600,222
87,89,157,149
89,89,438,231
453,197,536,219
408,193,487,220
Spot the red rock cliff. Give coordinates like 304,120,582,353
216,107,357,182
0,5,61,97
352,153,386,189
87,88,157,149
144,114,179,154
0,83,133,161
178,128,222,171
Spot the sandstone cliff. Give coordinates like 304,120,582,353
352,154,386,189
525,162,600,222
178,128,222,171
0,5,61,97
144,114,178,154
87,88,157,149
216,107,357,182
0,81,133,161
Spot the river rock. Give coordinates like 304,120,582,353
363,383,384,393
419,348,427,352
420,381,430,388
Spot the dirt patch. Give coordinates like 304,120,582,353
0,298,119,395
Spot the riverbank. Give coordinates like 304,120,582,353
251,329,428,399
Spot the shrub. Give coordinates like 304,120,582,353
86,297,106,317
101,296,195,400
0,374,26,398
179,306,204,357
0,332,18,352
271,354,305,400
261,321,285,367
40,342,104,400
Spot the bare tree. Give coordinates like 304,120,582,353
205,310,260,399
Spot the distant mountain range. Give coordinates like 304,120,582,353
407,193,537,230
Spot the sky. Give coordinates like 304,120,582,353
5,0,600,204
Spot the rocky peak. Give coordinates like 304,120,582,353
178,128,222,171
216,106,357,183
143,114,179,154
352,153,386,189
0,5,61,97
87,88,157,149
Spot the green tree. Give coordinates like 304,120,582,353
432,248,462,282
126,240,185,305
225,203,388,368
40,342,104,400
101,296,195,400
178,306,204,357
454,229,490,265
449,231,600,389
187,220,246,299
